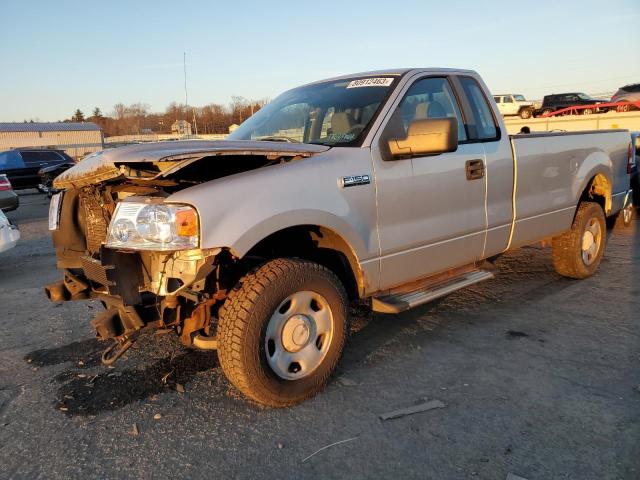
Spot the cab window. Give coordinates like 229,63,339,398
386,77,467,142
458,77,499,141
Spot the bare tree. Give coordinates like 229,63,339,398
95,97,266,136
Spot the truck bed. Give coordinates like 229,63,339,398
508,129,630,248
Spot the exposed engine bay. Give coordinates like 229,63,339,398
45,141,325,364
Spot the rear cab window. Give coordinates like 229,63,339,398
456,76,499,141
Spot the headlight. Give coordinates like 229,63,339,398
106,202,199,251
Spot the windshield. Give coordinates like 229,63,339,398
577,93,593,100
513,94,526,101
228,77,397,146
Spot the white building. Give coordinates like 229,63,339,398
0,122,103,158
171,120,192,136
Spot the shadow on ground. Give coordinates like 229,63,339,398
53,350,217,416
26,338,104,369
25,337,218,416
21,244,584,417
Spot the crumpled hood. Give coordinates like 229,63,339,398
54,140,331,189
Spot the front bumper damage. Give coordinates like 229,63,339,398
46,238,229,365
45,140,328,364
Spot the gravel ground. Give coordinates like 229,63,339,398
0,192,638,480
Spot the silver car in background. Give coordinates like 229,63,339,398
612,83,640,111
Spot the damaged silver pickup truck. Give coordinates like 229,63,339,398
46,69,635,406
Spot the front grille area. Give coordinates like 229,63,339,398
79,192,110,253
81,255,113,286
81,249,144,306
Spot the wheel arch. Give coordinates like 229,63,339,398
579,172,612,215
242,224,365,300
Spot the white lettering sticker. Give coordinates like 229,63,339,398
346,77,394,88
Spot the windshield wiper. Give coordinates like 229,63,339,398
255,136,301,143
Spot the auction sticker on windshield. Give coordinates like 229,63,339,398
347,78,394,88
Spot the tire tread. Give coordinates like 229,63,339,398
217,258,348,407
552,202,606,279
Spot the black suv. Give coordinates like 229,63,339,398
0,148,75,190
536,93,608,116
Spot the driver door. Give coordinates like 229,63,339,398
371,76,487,290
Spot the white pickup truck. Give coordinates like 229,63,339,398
46,68,634,406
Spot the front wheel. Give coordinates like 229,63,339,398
217,258,349,407
552,202,606,279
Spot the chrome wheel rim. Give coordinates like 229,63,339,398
581,217,602,266
265,291,334,380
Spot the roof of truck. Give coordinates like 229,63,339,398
304,68,477,86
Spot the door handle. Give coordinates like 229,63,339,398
465,159,484,180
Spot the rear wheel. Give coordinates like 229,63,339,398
552,202,606,279
217,258,349,407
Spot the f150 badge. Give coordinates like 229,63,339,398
340,174,371,188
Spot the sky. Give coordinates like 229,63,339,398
1,0,639,122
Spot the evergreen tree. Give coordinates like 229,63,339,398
72,109,85,122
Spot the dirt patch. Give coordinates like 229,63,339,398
54,349,217,416
25,338,104,369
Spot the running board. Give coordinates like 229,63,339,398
372,270,494,314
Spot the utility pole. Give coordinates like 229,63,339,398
183,52,198,136
183,52,188,110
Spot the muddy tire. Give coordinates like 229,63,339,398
217,258,348,407
552,202,606,279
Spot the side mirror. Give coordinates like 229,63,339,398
388,118,458,158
